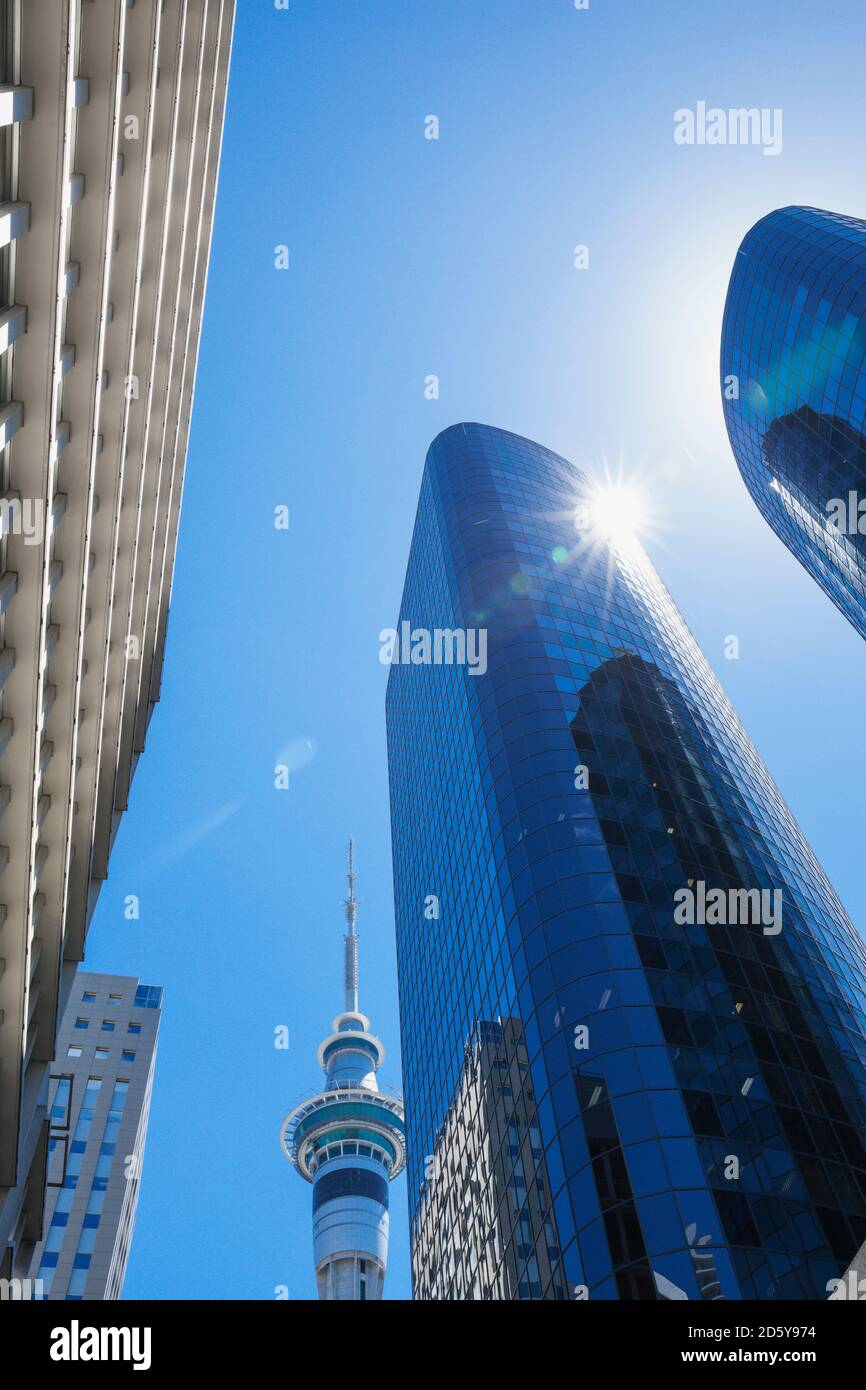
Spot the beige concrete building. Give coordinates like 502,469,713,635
0,0,234,1280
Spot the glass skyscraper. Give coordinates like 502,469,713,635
721,205,866,638
386,422,866,1301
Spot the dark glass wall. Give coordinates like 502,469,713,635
386,422,866,1300
721,205,866,638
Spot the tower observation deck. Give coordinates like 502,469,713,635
280,842,406,1300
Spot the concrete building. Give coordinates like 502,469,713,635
280,844,406,1300
0,0,234,1279
26,971,161,1300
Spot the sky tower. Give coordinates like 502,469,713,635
281,842,406,1300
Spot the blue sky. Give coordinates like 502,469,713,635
84,0,866,1300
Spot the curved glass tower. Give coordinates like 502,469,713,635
721,205,866,637
281,844,405,1300
386,422,866,1300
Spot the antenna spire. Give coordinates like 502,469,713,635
343,839,359,1013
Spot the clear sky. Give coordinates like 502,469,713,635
84,0,866,1301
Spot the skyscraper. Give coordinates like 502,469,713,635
26,972,161,1301
721,205,866,638
0,1,234,1278
386,422,866,1300
280,845,405,1300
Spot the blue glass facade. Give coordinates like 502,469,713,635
721,205,866,638
386,422,866,1300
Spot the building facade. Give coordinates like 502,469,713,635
721,205,866,638
0,1,234,1278
386,422,866,1300
26,971,161,1300
281,845,406,1300
414,1017,570,1300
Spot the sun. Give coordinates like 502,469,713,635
588,481,646,550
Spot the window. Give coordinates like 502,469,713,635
66,1265,89,1298
95,1048,109,1061
54,1185,76,1213
67,1045,82,1058
121,1050,135,1063
47,1135,68,1186
108,993,122,1004
94,1151,112,1181
85,1188,105,1218
50,1077,72,1126
110,1080,129,1109
101,1019,115,1032
128,1023,141,1035
133,984,162,1009
76,1226,97,1256
74,1018,89,1030
82,992,96,1003
64,1080,102,1180
43,1223,66,1255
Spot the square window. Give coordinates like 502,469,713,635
101,1020,115,1033
108,993,121,1003
82,992,96,1003
95,1048,109,1061
128,1023,141,1035
67,1046,82,1058
134,985,162,1009
74,1018,88,1030
121,1050,135,1063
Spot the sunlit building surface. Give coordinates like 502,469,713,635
721,205,866,637
0,0,234,1279
414,1017,570,1300
281,846,406,1300
387,422,866,1300
26,972,161,1300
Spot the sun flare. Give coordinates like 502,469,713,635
587,481,646,550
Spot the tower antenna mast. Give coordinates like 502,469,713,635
343,839,359,1013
